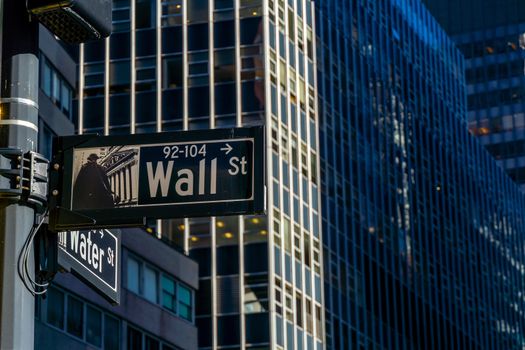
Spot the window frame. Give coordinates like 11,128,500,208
125,252,195,323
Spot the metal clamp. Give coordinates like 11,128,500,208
0,148,49,212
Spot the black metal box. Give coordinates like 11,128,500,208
27,0,111,43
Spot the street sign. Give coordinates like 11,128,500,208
58,229,120,304
49,126,265,230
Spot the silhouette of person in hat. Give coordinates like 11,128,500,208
72,153,115,209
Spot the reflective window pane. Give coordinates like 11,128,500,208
127,256,140,293
144,265,158,303
46,287,64,329
66,296,84,338
86,306,102,346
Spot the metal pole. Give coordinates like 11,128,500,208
0,0,39,348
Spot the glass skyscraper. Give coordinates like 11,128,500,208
317,0,525,349
76,0,323,349
422,0,525,189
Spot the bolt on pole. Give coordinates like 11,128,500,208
0,0,39,348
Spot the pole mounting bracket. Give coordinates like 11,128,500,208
0,148,49,213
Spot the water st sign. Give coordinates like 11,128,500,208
49,126,265,230
58,229,120,304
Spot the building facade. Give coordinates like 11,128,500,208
75,0,323,349
35,228,199,350
317,0,525,349
36,25,199,350
422,0,525,189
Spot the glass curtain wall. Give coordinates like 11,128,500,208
316,0,525,349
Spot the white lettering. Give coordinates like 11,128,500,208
92,243,99,270
229,157,239,175
240,156,248,174
70,231,80,252
67,230,108,274
199,159,205,195
80,234,87,260
99,248,105,272
58,232,66,247
86,231,93,265
147,161,174,198
175,169,194,196
210,158,217,194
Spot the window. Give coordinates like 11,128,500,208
127,255,140,293
40,286,121,349
39,121,56,160
245,313,269,343
214,49,235,82
39,54,74,118
112,0,130,31
144,265,158,303
46,287,64,329
244,279,268,313
126,325,181,350
86,306,102,346
187,0,208,23
42,59,52,96
162,0,182,27
188,24,208,51
178,284,193,321
136,58,156,84
162,275,177,312
128,326,143,350
217,315,240,346
104,314,120,350
136,0,154,29
126,253,195,322
245,243,268,273
295,294,303,327
85,63,104,87
66,296,84,338
146,336,161,350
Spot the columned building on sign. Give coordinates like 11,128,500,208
100,147,140,206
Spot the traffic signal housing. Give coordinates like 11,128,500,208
27,0,111,43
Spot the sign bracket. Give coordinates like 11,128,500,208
48,206,148,232
0,148,49,213
48,206,97,232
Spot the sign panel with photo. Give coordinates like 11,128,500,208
71,146,139,210
50,127,265,230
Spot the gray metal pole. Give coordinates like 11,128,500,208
0,0,39,348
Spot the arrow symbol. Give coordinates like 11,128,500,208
220,143,233,155
100,230,104,239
